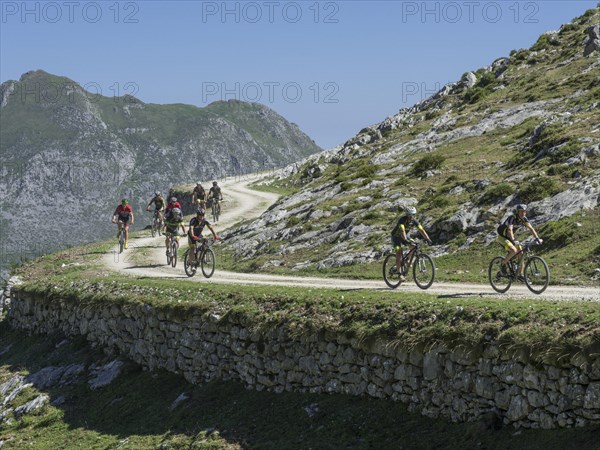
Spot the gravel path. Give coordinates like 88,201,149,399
102,177,600,302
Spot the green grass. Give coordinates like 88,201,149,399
2,321,599,450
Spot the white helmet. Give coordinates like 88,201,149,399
405,206,417,216
516,204,528,212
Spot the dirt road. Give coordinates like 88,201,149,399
102,177,600,302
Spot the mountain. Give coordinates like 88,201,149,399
0,71,322,279
222,7,600,284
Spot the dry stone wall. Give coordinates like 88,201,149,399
7,288,600,429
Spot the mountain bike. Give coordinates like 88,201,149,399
117,224,126,254
383,240,435,289
166,233,180,268
150,210,163,237
488,240,549,294
184,237,216,278
209,198,221,222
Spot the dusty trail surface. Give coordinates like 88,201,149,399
102,177,600,302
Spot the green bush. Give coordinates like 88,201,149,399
478,183,515,205
464,87,489,104
517,178,561,202
477,72,497,88
286,216,301,228
356,164,377,179
511,49,530,62
430,195,451,209
413,154,445,176
340,181,352,191
548,141,582,164
559,23,578,35
531,34,559,52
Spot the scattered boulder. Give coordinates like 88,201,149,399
88,360,124,390
13,395,49,416
584,24,600,56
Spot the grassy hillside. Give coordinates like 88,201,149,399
219,7,600,286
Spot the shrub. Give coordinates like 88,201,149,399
430,195,451,209
559,23,578,35
511,49,530,62
413,154,445,176
464,87,489,104
517,178,561,202
356,164,377,179
478,183,515,205
478,72,497,88
286,216,301,228
548,140,582,164
340,181,352,191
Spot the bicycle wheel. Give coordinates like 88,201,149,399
383,254,402,289
488,256,512,293
171,240,178,268
119,232,124,254
201,248,216,278
183,249,197,277
413,253,435,290
212,203,218,222
151,220,156,238
524,256,549,294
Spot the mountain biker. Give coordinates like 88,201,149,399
112,199,134,249
208,181,223,204
192,182,207,210
164,207,186,257
187,208,219,263
391,206,432,282
166,196,181,212
496,204,543,281
146,191,165,223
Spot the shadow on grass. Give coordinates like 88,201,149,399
1,321,599,450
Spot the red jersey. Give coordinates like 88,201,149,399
115,204,133,221
166,201,181,211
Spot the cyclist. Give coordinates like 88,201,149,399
187,208,219,263
391,206,432,281
207,181,223,218
192,182,207,210
112,199,134,249
162,197,182,233
496,204,543,281
166,196,181,212
146,191,165,224
164,207,186,257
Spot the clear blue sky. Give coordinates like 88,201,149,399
1,1,597,148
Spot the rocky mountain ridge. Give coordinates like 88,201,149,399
222,7,600,282
0,71,322,279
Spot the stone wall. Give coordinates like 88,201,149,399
7,288,600,429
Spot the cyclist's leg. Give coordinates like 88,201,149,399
500,237,517,266
391,236,402,270
188,236,196,261
516,244,525,276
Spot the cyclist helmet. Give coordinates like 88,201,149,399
213,181,218,186
405,206,417,216
121,199,128,205
196,208,206,215
196,181,202,185
154,191,160,197
516,204,528,212
172,207,182,216
171,197,177,203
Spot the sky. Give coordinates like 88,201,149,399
1,0,597,149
